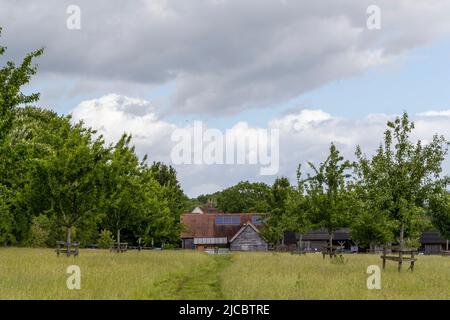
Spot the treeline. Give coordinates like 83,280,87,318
0,29,188,248
195,114,450,249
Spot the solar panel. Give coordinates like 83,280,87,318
215,215,240,225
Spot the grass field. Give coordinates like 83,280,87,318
0,248,449,300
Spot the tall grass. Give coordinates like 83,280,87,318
220,252,450,300
1,248,449,299
0,248,210,299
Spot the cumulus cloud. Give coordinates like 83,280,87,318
71,94,176,162
71,94,450,197
3,0,450,114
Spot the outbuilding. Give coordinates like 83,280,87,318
229,223,268,252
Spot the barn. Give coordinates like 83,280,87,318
420,231,449,254
230,223,268,252
180,208,268,252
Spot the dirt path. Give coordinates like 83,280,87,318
151,254,232,299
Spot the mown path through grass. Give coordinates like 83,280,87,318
151,254,233,299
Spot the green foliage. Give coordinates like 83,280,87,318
97,229,114,249
27,120,108,244
216,181,271,213
352,112,449,247
149,162,187,244
0,27,43,142
140,165,180,245
429,191,450,240
284,168,312,245
262,177,295,244
102,134,144,246
0,185,15,245
26,214,51,247
302,143,352,243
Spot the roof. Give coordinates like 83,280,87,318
420,231,448,244
229,223,261,243
302,228,350,241
181,213,267,240
191,206,204,214
192,201,221,214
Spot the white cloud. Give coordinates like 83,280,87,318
71,94,450,197
71,94,176,163
417,110,450,117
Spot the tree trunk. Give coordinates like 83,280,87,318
446,239,449,251
299,234,303,250
329,233,333,247
117,229,121,252
66,226,71,247
399,223,405,249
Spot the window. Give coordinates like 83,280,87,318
252,215,267,225
215,215,241,225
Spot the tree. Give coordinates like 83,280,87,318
263,177,293,245
302,143,352,245
354,112,449,249
216,181,271,213
138,164,180,246
0,27,43,142
429,191,450,250
28,121,108,247
150,162,188,234
285,166,312,249
0,28,44,243
102,134,145,249
5,108,73,242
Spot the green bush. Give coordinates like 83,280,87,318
0,192,15,245
27,215,51,247
98,229,114,249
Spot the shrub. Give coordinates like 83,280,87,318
27,215,51,247
98,229,114,249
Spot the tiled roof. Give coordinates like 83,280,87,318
181,213,267,240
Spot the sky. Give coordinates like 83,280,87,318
2,0,450,197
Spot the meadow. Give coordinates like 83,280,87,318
0,248,449,300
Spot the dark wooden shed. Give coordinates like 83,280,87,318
229,223,268,252
420,231,448,254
